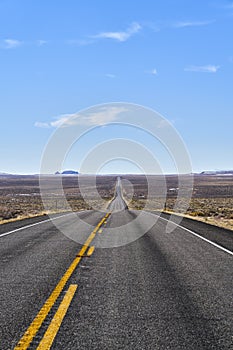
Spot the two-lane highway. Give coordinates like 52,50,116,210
108,176,128,212
0,178,232,349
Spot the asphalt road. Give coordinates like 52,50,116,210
108,176,128,212
0,180,233,349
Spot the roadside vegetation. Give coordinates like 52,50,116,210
0,175,114,224
1,174,233,231
125,175,233,231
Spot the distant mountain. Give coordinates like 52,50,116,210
0,172,15,177
55,170,79,175
200,170,233,175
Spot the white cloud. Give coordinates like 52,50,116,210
141,21,160,32
35,106,128,129
174,20,214,28
84,106,128,125
93,22,141,42
35,115,77,128
67,39,95,46
1,39,49,49
150,68,158,75
34,122,50,128
105,73,116,78
50,115,75,128
157,119,175,128
145,68,158,75
37,40,48,46
1,39,23,49
184,65,220,73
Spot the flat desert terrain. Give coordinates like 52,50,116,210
0,174,233,230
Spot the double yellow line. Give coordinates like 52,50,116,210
14,212,110,350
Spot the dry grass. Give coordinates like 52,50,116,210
0,175,115,224
124,174,233,232
161,209,233,231
1,174,233,231
128,197,233,231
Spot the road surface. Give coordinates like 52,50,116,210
0,178,233,349
108,176,128,212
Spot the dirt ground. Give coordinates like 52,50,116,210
0,174,233,231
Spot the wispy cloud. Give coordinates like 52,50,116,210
37,40,48,46
184,65,220,73
105,73,116,78
34,122,50,128
147,68,158,75
67,39,95,46
0,39,49,49
92,22,141,42
50,116,74,128
174,20,214,28
141,21,160,32
84,106,128,125
35,115,79,129
35,106,128,129
140,19,214,32
35,115,79,128
1,39,23,49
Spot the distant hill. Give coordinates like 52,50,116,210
55,170,79,175
0,172,15,177
200,170,233,176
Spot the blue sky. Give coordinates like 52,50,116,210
0,0,233,174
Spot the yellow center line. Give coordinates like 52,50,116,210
36,284,78,350
14,212,110,350
87,246,95,257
